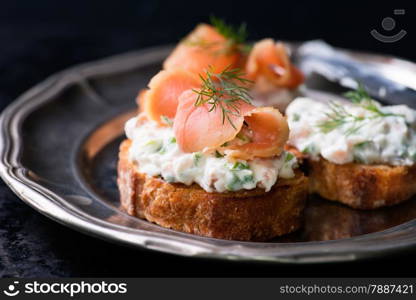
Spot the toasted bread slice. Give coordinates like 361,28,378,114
117,140,308,241
306,157,416,209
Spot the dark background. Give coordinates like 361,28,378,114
1,0,415,277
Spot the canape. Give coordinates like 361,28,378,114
286,88,416,209
119,45,308,241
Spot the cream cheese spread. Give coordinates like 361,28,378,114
286,97,416,166
125,117,297,193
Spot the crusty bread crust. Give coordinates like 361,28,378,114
307,158,416,209
117,140,308,241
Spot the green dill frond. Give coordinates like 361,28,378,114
284,152,295,162
215,150,224,158
210,16,247,44
344,83,404,118
193,152,203,166
161,115,173,126
193,66,253,129
318,83,405,135
184,17,249,55
344,83,372,104
354,140,373,149
231,161,250,170
317,101,365,134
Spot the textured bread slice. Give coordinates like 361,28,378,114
117,140,308,241
307,157,416,209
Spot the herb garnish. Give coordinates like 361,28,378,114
161,115,173,126
354,140,373,149
215,150,224,158
193,66,253,129
317,101,366,135
231,161,250,170
284,152,295,162
184,16,249,55
345,84,402,118
210,16,247,45
236,132,252,143
317,84,404,135
292,113,300,122
193,152,203,166
226,161,253,191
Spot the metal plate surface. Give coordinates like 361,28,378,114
1,45,416,263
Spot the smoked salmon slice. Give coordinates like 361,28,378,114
173,90,255,153
223,107,289,159
142,69,201,124
163,24,243,75
173,89,288,159
246,39,304,89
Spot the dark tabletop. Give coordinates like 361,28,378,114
1,0,415,277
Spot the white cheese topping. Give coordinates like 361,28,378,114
286,97,416,166
125,117,297,193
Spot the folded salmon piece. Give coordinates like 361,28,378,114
174,90,289,159
173,90,254,152
246,39,304,89
163,24,243,75
224,106,289,159
142,69,201,124
141,61,289,160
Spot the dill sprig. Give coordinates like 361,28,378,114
344,83,372,104
317,84,404,135
184,17,249,55
209,16,247,45
344,83,400,118
317,101,366,135
193,66,253,129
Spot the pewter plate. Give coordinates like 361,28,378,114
1,45,416,263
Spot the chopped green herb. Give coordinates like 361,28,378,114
236,132,252,142
242,174,254,183
225,172,254,191
161,115,173,126
144,140,163,152
193,152,203,166
231,161,250,170
292,113,300,122
225,160,254,191
225,176,239,191
215,150,224,158
354,141,373,149
168,137,176,144
302,145,315,154
284,152,295,162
